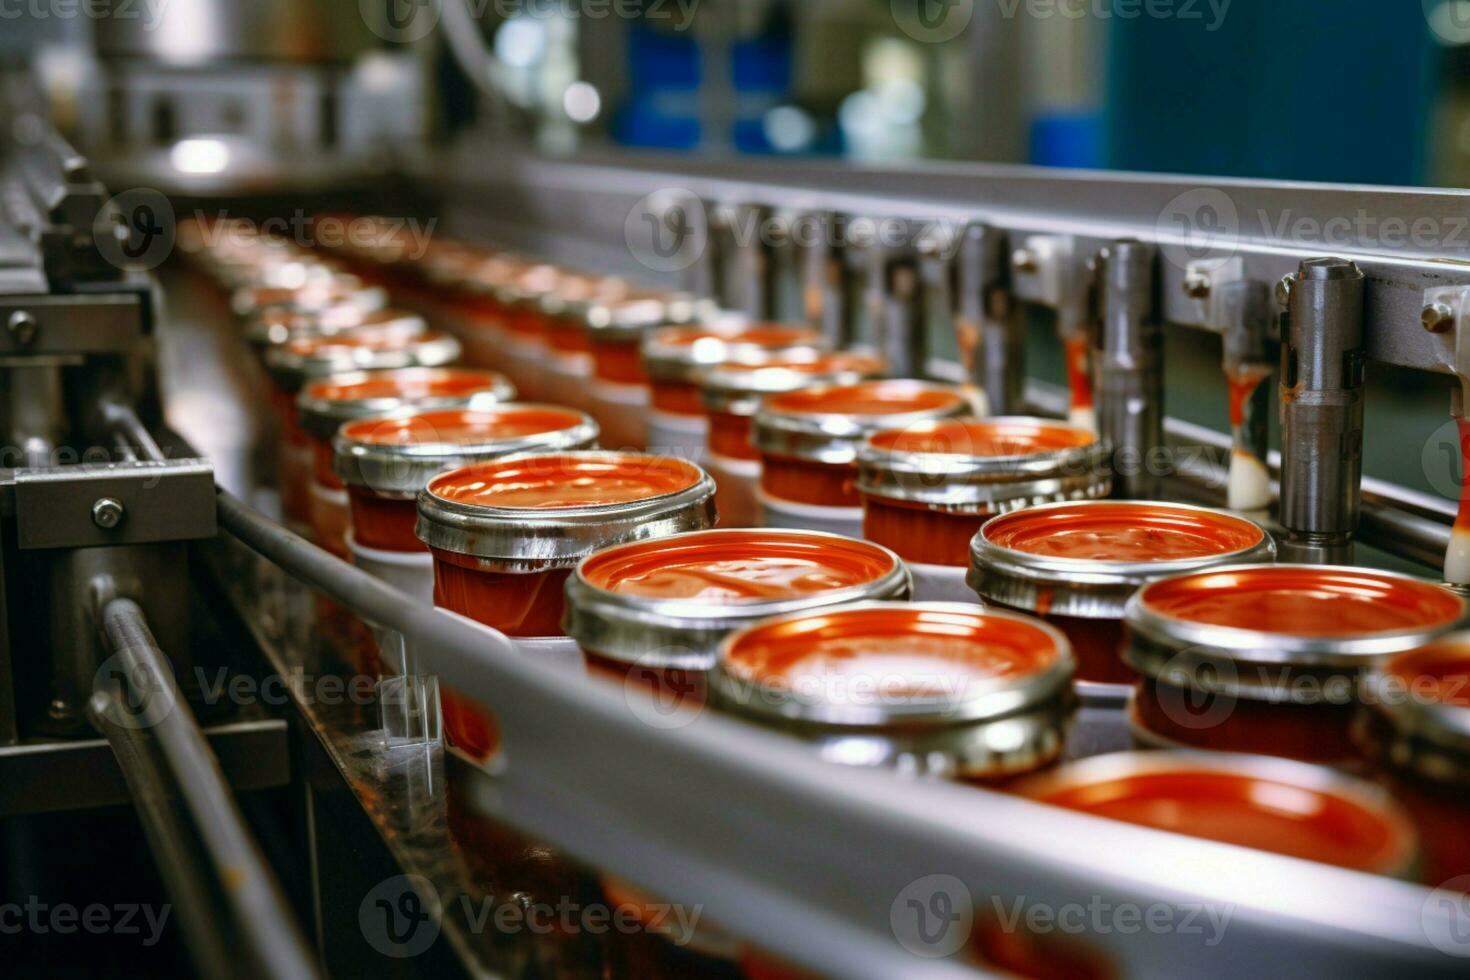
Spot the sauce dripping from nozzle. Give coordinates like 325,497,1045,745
1063,334,1095,432
1445,417,1470,586
1226,364,1273,512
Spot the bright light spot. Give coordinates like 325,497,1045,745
877,79,926,125
563,81,601,123
170,138,230,175
763,105,815,153
496,17,547,69
838,91,882,136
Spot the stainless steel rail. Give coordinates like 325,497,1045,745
216,487,1470,979
91,594,321,980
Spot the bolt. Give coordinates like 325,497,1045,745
1182,272,1212,299
1423,301,1456,334
1011,248,1038,274
92,497,125,529
1275,273,1296,310
6,310,38,346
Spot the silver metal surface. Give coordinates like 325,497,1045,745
92,595,319,980
955,223,1024,415
11,460,217,549
333,405,599,496
263,330,462,394
1279,257,1367,563
1093,239,1164,497
700,355,887,416
563,529,911,670
641,321,825,385
752,380,970,465
296,367,517,441
1124,565,1469,702
970,500,1276,620
414,451,717,571
857,417,1111,512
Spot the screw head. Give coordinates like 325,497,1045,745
1275,273,1297,310
1424,301,1456,334
6,310,38,346
92,497,125,530
1182,272,1212,299
1011,248,1038,274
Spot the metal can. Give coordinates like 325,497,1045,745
1358,636,1470,886
1125,565,1468,762
566,528,911,703
493,264,566,400
416,453,716,762
714,602,1076,781
231,271,387,320
862,418,1110,601
1014,751,1419,877
642,321,828,463
540,274,630,414
334,405,598,599
970,501,1275,687
582,292,709,451
751,380,971,537
245,305,426,351
262,326,463,525
295,368,517,555
700,352,887,527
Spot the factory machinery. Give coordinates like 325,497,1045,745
8,52,1470,980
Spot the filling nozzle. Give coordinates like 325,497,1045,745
1011,234,1094,432
1218,278,1275,512
1277,257,1366,566
953,222,1021,417
1092,239,1163,498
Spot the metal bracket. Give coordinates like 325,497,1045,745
0,292,147,355
12,459,216,550
1423,284,1470,415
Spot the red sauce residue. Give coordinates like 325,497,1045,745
1226,366,1270,429
342,406,586,447
1030,768,1412,873
580,530,896,601
738,350,887,379
761,456,857,508
650,323,821,352
984,502,1266,562
723,606,1061,696
1139,567,1465,637
428,454,702,510
869,418,1096,457
863,499,989,568
1386,642,1470,708
1455,418,1470,535
1063,334,1093,412
305,368,509,403
283,327,447,356
764,380,966,419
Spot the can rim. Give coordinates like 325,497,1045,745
752,380,971,465
712,601,1074,729
298,368,516,439
564,529,912,670
415,451,717,570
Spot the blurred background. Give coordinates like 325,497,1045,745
5,0,1467,186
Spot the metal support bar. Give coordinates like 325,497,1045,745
93,594,319,980
1278,257,1367,564
955,223,1023,415
1093,239,1164,497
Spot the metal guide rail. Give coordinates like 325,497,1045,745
208,485,1470,978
